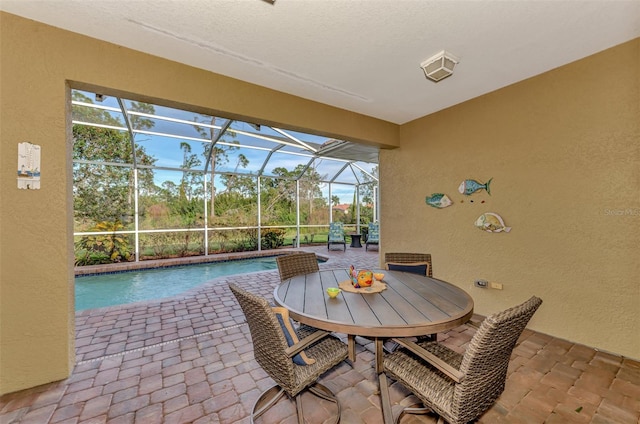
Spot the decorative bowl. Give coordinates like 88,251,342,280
326,287,342,298
354,270,374,288
373,273,385,281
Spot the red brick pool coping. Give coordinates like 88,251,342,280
75,248,330,276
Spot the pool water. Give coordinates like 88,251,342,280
75,257,278,311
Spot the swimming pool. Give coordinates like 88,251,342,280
75,257,278,311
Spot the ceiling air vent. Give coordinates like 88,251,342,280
420,50,459,83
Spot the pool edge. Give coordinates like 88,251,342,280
75,249,328,276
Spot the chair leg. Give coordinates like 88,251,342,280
396,406,434,423
416,333,436,342
309,383,339,403
253,383,341,424
251,385,286,422
295,395,304,424
380,374,436,424
309,383,341,423
379,373,396,424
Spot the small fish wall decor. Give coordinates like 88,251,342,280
459,178,492,196
475,212,511,233
426,193,453,209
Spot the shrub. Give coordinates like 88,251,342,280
75,251,111,266
74,220,132,266
261,228,286,250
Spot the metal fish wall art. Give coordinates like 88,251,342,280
459,178,492,196
426,193,453,208
475,212,511,233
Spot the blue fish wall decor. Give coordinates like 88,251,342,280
426,193,453,208
459,178,492,196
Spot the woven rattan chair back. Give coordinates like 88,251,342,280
453,296,542,422
276,252,319,281
230,283,348,423
229,284,298,393
384,252,433,277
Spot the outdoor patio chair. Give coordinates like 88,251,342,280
327,222,346,251
229,283,349,424
380,296,542,424
276,252,320,281
383,252,435,346
384,252,433,277
365,222,380,251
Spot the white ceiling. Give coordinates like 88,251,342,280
2,0,639,125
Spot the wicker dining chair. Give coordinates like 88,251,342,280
380,296,542,424
383,252,435,347
276,252,320,281
384,252,433,278
229,284,348,424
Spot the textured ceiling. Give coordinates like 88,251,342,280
2,0,639,124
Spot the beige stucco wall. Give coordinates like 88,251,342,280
382,38,639,359
0,12,397,395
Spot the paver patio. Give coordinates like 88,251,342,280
1,246,638,423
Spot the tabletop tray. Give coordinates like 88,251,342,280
339,279,387,294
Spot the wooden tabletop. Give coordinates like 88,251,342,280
274,268,474,338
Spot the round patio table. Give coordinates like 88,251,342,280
273,268,474,373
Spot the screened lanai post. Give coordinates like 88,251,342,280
373,185,378,222
204,118,231,221
356,184,360,234
257,176,262,251
296,180,300,248
203,176,209,255
329,184,333,224
116,97,141,262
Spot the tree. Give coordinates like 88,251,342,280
73,127,135,224
220,153,252,195
189,115,239,218
171,142,205,253
350,191,357,224
261,170,297,225
72,93,157,225
357,165,379,224
299,165,326,225
259,165,327,226
178,142,203,201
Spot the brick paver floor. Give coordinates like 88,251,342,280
1,246,639,423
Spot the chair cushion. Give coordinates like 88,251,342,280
368,223,379,242
328,223,345,242
385,262,430,276
272,307,316,365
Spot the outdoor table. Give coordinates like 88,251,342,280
273,268,474,373
274,268,473,423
